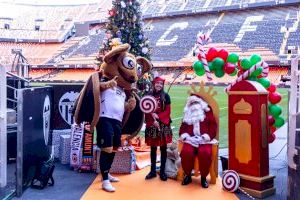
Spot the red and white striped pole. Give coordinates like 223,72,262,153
197,34,212,81
225,61,269,92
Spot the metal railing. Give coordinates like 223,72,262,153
0,65,7,187
288,54,300,170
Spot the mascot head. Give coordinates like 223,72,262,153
100,44,152,90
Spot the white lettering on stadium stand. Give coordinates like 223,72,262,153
156,22,189,46
234,15,264,43
59,91,79,125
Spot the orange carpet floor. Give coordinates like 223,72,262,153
81,167,238,200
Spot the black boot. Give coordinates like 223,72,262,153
181,175,192,185
145,171,157,179
145,147,157,180
159,146,167,181
201,176,209,188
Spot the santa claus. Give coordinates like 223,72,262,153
179,94,217,188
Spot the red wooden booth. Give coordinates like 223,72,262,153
228,80,275,198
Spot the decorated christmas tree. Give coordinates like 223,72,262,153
97,0,152,96
97,0,151,63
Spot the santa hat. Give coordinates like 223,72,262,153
185,94,210,112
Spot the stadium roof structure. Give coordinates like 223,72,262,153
0,0,102,6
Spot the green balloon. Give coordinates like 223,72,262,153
269,104,282,117
212,57,225,70
229,68,238,76
247,76,258,81
195,68,205,76
193,61,204,73
250,54,262,65
274,116,284,128
240,58,252,70
251,67,263,77
257,77,271,88
215,69,225,78
227,53,239,63
208,62,215,71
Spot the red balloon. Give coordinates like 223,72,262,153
237,60,243,71
269,92,282,104
268,115,275,126
270,126,276,134
218,49,229,62
267,83,276,93
268,133,276,143
206,47,218,62
224,63,236,74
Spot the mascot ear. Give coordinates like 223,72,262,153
104,44,130,64
136,56,152,74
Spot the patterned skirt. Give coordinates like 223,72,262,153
145,123,172,147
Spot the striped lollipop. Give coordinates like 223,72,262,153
140,95,157,114
196,34,212,81
222,170,240,193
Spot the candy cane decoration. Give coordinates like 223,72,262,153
140,95,157,114
222,170,255,200
197,34,212,81
225,61,269,92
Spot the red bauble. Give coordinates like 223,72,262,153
108,9,116,16
206,47,218,62
269,92,282,104
224,62,236,74
218,49,229,62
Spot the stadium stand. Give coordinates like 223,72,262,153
0,0,297,85
0,42,63,65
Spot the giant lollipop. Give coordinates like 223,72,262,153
140,95,158,114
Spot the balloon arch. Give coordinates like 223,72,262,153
192,35,284,143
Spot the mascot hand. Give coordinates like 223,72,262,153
125,97,136,112
100,76,118,90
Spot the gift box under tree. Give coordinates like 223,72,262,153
110,147,136,174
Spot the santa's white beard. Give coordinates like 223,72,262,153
183,103,205,125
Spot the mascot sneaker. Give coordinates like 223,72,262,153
102,180,115,192
108,173,120,182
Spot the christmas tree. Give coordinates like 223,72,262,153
97,0,152,96
97,0,151,63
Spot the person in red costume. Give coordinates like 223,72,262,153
179,94,217,188
145,76,172,181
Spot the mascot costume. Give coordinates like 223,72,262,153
179,94,217,188
74,44,151,192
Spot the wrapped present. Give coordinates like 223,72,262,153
110,146,136,174
59,135,71,164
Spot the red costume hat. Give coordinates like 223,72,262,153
153,76,165,84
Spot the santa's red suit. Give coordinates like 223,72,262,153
179,95,217,178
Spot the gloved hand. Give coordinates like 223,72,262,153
187,136,203,146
